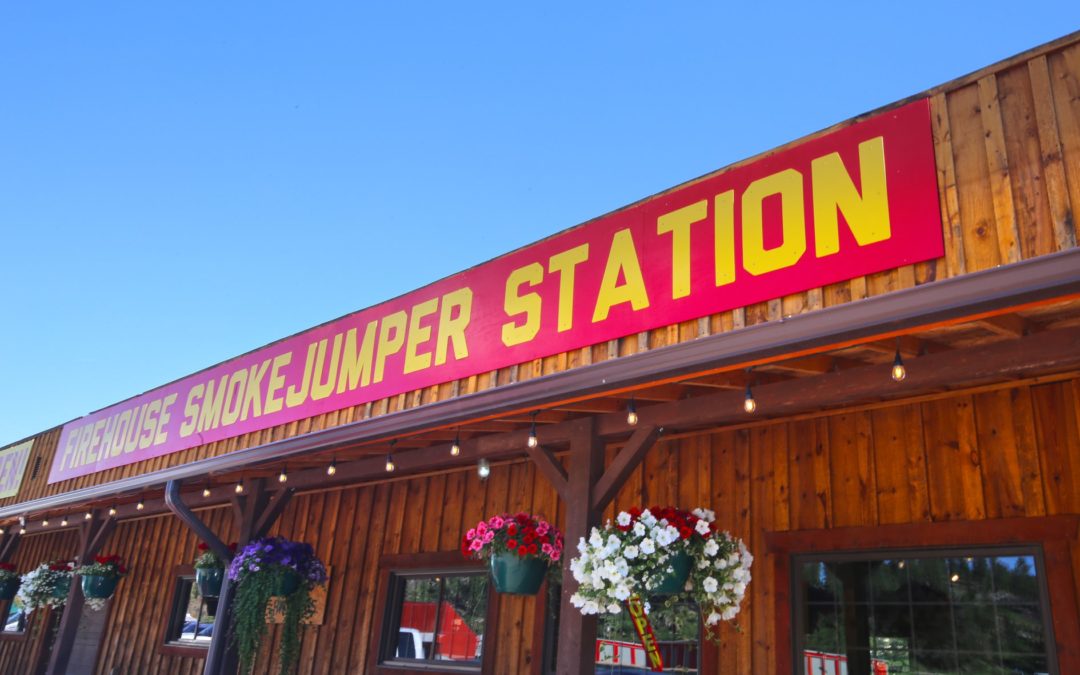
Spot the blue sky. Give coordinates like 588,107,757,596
1,3,1077,445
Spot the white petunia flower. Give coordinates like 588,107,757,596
639,538,655,555
624,545,639,560
702,577,719,593
695,519,711,536
616,512,632,527
704,539,719,557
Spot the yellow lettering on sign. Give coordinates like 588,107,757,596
310,338,341,401
812,135,891,256
742,168,806,276
592,229,650,322
435,287,472,366
111,408,133,456
138,399,162,450
403,299,439,374
714,190,736,287
657,200,707,299
337,323,378,393
198,376,228,433
220,370,248,426
548,244,589,332
374,311,407,384
155,393,177,446
180,384,204,438
502,263,543,347
286,343,318,408
264,352,293,414
123,405,147,454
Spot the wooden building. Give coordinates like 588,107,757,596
1,30,1079,675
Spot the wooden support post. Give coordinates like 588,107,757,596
45,509,116,675
556,418,605,675
166,478,294,675
0,529,20,563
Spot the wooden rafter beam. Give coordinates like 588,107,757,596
976,314,1032,338
591,426,662,512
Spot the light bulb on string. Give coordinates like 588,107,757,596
42,519,49,527
278,468,288,483
108,505,117,517
527,413,539,449
450,433,461,457
84,512,92,520
235,482,244,494
743,383,757,414
385,441,396,473
327,459,337,476
203,486,212,498
477,457,491,480
626,397,638,426
891,348,907,382
136,499,145,511
61,517,68,527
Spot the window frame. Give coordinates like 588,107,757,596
158,564,217,658
369,551,499,675
0,597,32,642
766,515,1080,674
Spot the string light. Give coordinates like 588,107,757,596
527,413,539,449
0,528,4,535
626,397,638,426
235,482,244,494
450,433,461,457
108,505,117,517
891,341,907,382
84,512,92,520
743,383,757,414
477,457,491,480
326,459,337,476
61,517,68,527
19,528,26,535
202,486,212,498
278,468,288,483
950,572,960,583
136,499,145,511
42,519,49,527
385,441,396,473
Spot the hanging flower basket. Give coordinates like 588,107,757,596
567,506,753,643
193,541,237,598
650,550,691,595
81,574,118,599
461,512,564,596
18,561,74,612
0,564,20,601
228,536,327,675
75,555,128,611
489,552,548,595
196,567,225,598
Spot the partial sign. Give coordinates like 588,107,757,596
0,440,33,499
49,99,942,483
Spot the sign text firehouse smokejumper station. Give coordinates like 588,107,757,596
49,99,943,483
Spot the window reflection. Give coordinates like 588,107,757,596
797,551,1053,675
387,572,487,668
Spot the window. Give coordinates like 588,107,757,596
160,565,218,656
794,548,1057,675
372,552,499,675
0,597,29,637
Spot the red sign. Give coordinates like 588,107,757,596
49,99,942,483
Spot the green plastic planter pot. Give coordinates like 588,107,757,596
51,576,72,599
195,567,225,598
0,577,19,601
275,570,301,596
81,574,119,600
651,551,691,595
489,553,547,595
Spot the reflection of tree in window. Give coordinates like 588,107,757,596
796,551,1052,675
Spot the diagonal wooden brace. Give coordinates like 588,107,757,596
525,442,570,502
591,425,662,513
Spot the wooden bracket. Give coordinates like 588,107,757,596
591,425,662,512
525,442,569,502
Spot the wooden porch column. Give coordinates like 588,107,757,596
530,419,662,675
45,509,116,675
555,418,604,675
166,478,294,675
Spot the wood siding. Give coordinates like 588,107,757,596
4,34,1079,504
0,375,1075,673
